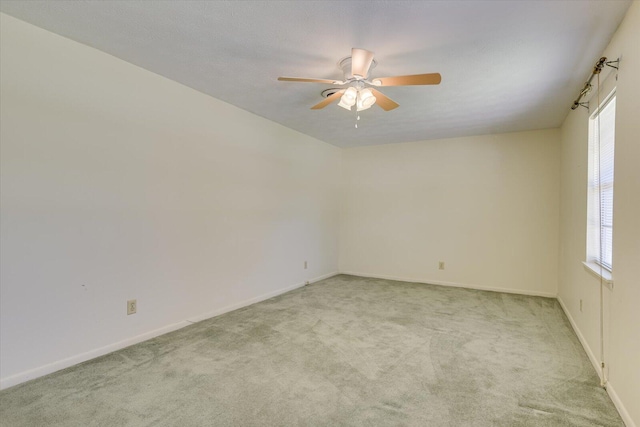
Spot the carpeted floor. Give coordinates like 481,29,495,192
0,275,623,426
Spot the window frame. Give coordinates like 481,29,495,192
584,89,616,284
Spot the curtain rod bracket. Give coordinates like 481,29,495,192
605,59,619,70
571,101,589,111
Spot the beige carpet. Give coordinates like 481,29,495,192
0,275,623,426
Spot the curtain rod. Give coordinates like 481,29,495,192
571,56,620,110
571,57,607,110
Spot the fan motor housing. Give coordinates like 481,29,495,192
338,56,377,80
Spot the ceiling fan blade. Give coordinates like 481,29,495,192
373,73,442,86
370,88,399,111
278,77,343,84
351,48,375,78
311,90,345,109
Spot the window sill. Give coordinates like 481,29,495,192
582,261,614,289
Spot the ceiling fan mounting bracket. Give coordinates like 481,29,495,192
321,88,344,98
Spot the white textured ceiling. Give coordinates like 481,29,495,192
0,1,632,147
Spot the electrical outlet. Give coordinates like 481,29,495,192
580,299,583,312
127,299,137,315
304,261,308,269
438,261,445,270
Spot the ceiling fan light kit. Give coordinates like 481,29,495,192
337,86,376,111
337,86,357,110
357,88,376,111
278,48,441,115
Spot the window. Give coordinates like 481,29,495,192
586,92,616,273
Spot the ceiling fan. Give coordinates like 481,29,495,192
278,48,441,112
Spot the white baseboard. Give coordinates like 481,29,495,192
557,296,636,427
310,271,340,283
0,320,190,390
186,271,338,323
340,271,557,298
606,382,637,427
0,271,338,390
556,296,602,376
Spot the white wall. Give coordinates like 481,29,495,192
558,2,640,426
0,14,341,387
340,129,560,297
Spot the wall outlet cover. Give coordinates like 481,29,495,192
127,299,137,315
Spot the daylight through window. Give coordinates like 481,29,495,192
586,92,616,271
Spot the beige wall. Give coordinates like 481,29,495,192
558,2,640,426
340,129,560,297
0,14,341,386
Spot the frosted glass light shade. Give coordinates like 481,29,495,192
338,99,353,110
356,88,376,111
338,87,357,110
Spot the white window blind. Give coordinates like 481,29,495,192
587,94,616,271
